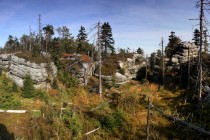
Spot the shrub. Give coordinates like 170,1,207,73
119,68,125,75
0,94,21,109
62,113,83,138
136,67,146,81
58,71,78,88
12,82,18,92
22,75,35,98
52,79,58,89
34,90,49,103
141,78,149,84
2,75,9,89
101,111,124,130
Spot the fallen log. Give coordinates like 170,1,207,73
84,127,100,135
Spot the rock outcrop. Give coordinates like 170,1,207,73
0,54,11,70
118,53,144,80
0,54,57,89
64,53,94,86
170,42,198,65
99,53,144,86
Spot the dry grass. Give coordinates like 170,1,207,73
15,52,52,64
0,113,30,139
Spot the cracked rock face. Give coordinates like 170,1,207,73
0,54,57,89
0,54,11,70
170,42,198,65
99,53,144,86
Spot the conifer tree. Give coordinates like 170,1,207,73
77,26,87,42
192,29,200,46
137,47,144,55
165,31,181,58
22,75,35,98
101,22,115,54
43,24,54,53
150,52,156,70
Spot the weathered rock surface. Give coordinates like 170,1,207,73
98,53,144,86
170,42,198,65
0,54,11,69
0,54,57,89
66,53,94,86
119,53,144,80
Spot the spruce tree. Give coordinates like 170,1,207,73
156,49,162,66
165,31,181,58
43,24,54,53
77,26,87,42
137,47,144,55
192,29,200,46
150,52,156,70
22,75,35,98
101,22,115,55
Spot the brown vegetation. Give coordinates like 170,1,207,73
15,52,52,64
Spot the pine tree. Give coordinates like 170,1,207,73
76,26,91,54
192,29,200,46
101,22,115,55
22,75,35,98
77,26,87,42
137,47,144,55
150,52,156,70
165,31,181,58
156,49,162,66
43,24,54,53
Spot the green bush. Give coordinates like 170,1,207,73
62,112,82,138
52,79,58,89
58,71,78,88
22,75,35,98
0,94,21,109
2,75,9,89
101,111,124,130
34,90,49,103
141,78,149,84
12,82,18,92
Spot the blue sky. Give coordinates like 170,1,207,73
0,0,201,54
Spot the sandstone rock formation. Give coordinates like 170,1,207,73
0,54,11,70
170,42,198,65
118,53,144,80
98,53,144,86
64,53,94,86
0,54,57,89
